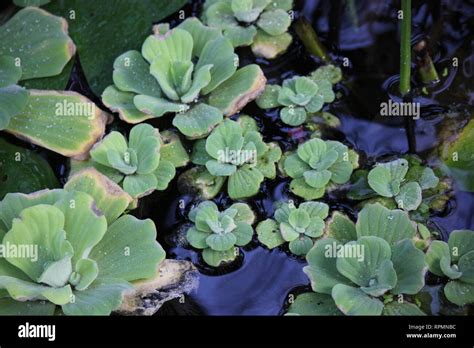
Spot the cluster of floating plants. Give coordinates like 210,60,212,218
0,0,473,318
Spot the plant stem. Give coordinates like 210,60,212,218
294,17,331,63
400,0,412,96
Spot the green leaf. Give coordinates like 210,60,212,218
196,36,237,95
0,56,22,88
0,298,55,315
64,168,132,224
233,222,253,246
206,233,237,251
256,219,285,249
287,292,342,316
256,84,282,109
6,91,107,159
304,217,325,238
257,9,291,36
332,284,384,315
425,240,450,277
391,239,426,294
368,166,396,197
0,7,75,81
229,203,255,224
336,236,392,287
283,153,310,178
38,254,72,288
133,95,187,119
418,167,439,190
90,131,128,168
128,124,161,174
228,165,264,199
395,182,422,211
206,160,237,177
0,85,29,130
310,64,343,85
223,25,257,47
303,169,332,188
154,160,176,191
251,30,292,59
202,247,237,267
102,85,152,123
177,18,221,57
327,212,357,244
208,64,266,116
72,258,99,291
315,79,335,103
459,251,474,283
186,227,210,249
444,280,474,306
290,177,325,200
181,64,213,103
304,238,352,294
382,301,426,315
113,50,161,97
173,103,223,139
289,236,313,255
440,256,462,279
123,173,158,198
32,0,187,91
280,106,307,126
90,215,165,281
3,204,68,281
53,191,108,264
355,203,416,245
62,278,131,315
448,230,474,262
297,138,326,165
159,130,189,168
0,138,59,200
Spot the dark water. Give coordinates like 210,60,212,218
4,0,474,315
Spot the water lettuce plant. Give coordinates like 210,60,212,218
185,201,255,266
202,0,293,59
102,18,266,138
0,169,165,315
425,230,474,306
256,65,340,126
0,7,109,159
256,201,329,255
70,124,189,200
367,158,439,211
183,116,282,199
281,138,357,200
287,203,427,315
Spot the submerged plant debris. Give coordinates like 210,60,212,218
0,0,473,319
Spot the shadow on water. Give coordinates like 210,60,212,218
7,0,472,315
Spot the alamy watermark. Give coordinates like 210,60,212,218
217,148,257,166
0,242,38,262
55,99,95,119
324,241,365,262
380,99,420,120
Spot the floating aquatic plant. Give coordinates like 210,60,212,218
201,0,294,59
256,65,340,126
182,116,281,199
70,124,189,200
281,138,357,200
256,201,329,255
102,18,266,139
0,7,109,159
185,200,255,267
287,203,427,315
425,230,474,306
0,169,165,315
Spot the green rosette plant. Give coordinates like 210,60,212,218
425,230,474,306
287,203,427,316
256,65,340,126
102,18,266,139
183,116,281,199
281,138,357,200
202,0,293,59
367,158,440,211
185,201,255,267
0,169,165,315
70,124,189,200
256,201,329,256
